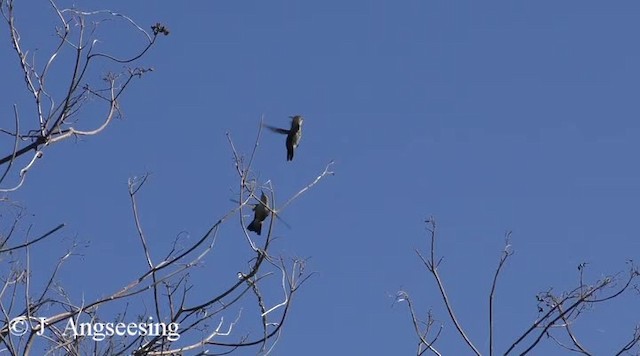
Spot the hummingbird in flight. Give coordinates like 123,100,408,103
264,115,303,161
247,191,270,235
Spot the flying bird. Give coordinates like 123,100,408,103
247,191,270,235
264,115,304,161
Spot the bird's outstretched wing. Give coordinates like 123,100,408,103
263,124,290,135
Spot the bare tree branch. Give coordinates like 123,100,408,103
489,231,513,356
415,217,481,355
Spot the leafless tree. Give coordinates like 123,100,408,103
399,218,640,355
0,0,168,192
0,1,333,355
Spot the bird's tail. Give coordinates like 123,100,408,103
247,220,262,235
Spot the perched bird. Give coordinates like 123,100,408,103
247,191,270,235
264,115,304,161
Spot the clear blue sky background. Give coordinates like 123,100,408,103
2,1,639,355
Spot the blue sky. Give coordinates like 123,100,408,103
2,1,639,354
